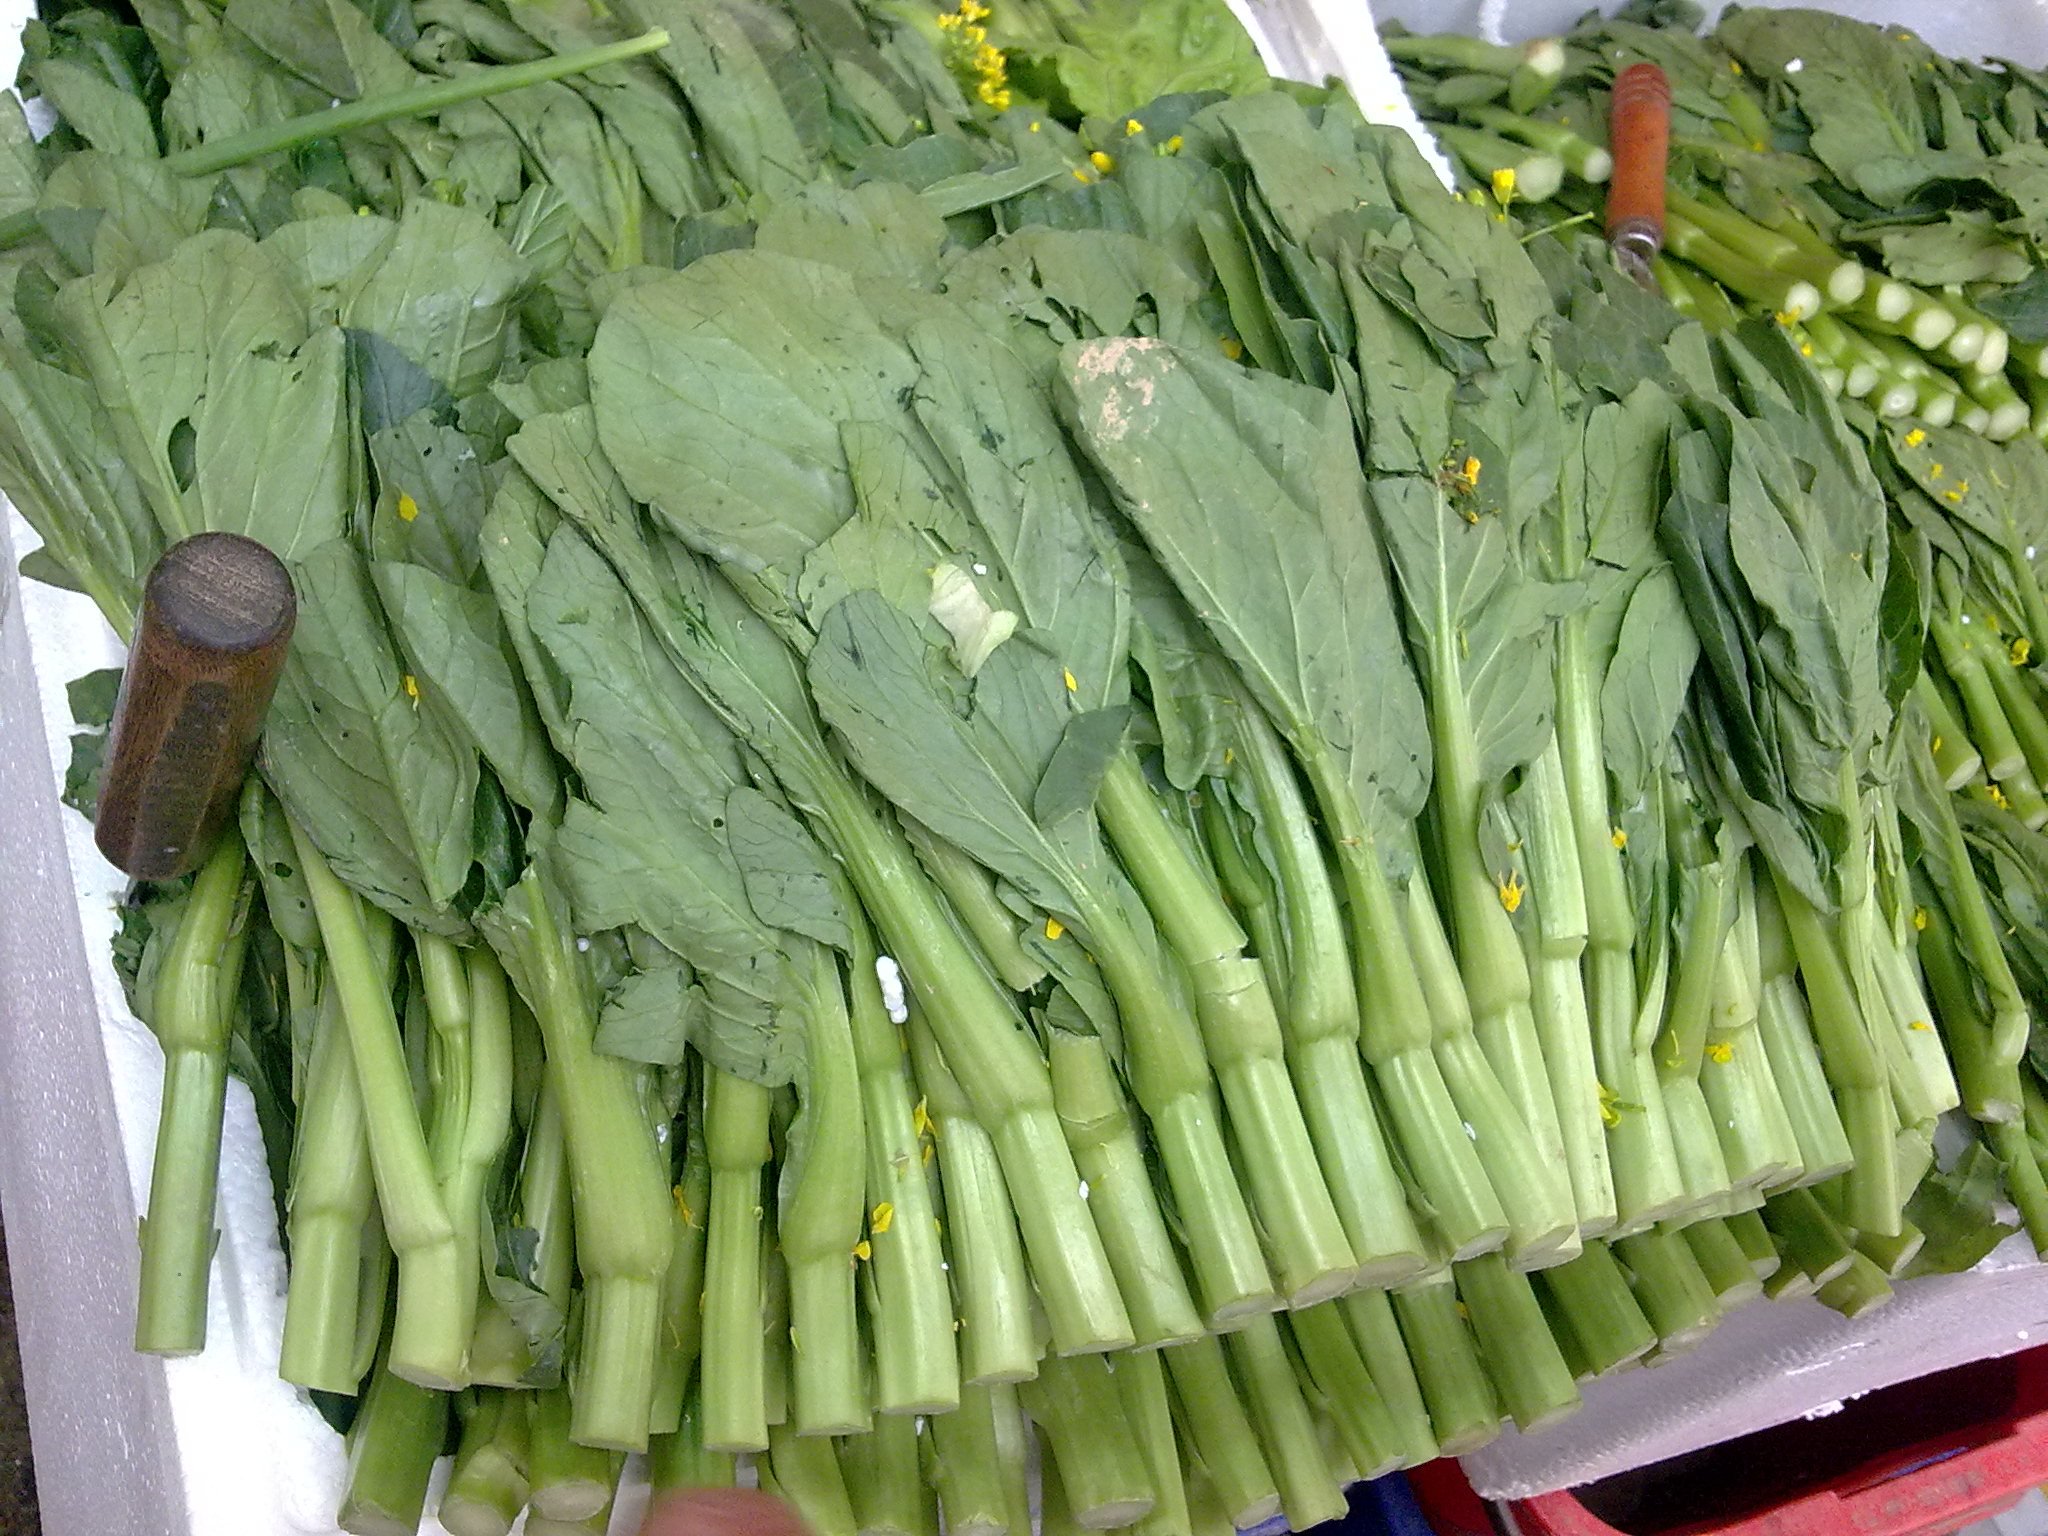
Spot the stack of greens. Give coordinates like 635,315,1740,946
6,3,2048,1535
1386,3,2048,442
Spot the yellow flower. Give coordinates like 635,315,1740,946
1928,462,1944,479
853,1239,872,1261
1946,488,1963,503
1705,1041,1733,1065
1029,120,1041,132
937,9,961,26
1044,917,1065,941
1932,736,1943,755
1990,782,2012,809
1905,427,1927,447
963,22,986,42
1913,906,1929,931
1072,168,1093,183
402,674,420,702
1598,1082,1624,1129
1496,870,1525,914
1491,166,1516,203
1125,118,1144,136
1090,150,1115,174
2013,637,2033,666
1799,342,1814,357
1062,667,1079,692
1772,309,1794,326
974,41,1000,69
959,0,989,18
1164,134,1184,154
397,492,420,522
1463,455,1482,486
871,1202,895,1236
912,1097,933,1140
1220,336,1244,361
1909,1019,1934,1033
1611,827,1628,849
1729,58,1744,74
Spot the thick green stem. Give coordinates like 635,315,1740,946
651,1114,711,1435
769,1422,859,1536
839,1414,936,1536
1681,1218,1763,1306
1226,1315,1348,1532
702,1067,770,1454
649,1370,736,1495
1613,1228,1720,1351
1665,218,1821,319
1097,753,1355,1305
1022,1353,1155,1529
337,1340,450,1536
1654,838,1736,1207
926,1384,1013,1536
1762,1188,1856,1287
807,770,1128,1353
1300,749,1506,1256
136,832,248,1356
779,951,868,1437
441,1389,532,1536
1287,1303,1403,1480
290,824,464,1388
843,902,959,1409
1225,707,1431,1281
1111,1350,1191,1536
528,1387,618,1522
1391,1283,1500,1455
1817,1251,1894,1318
1697,877,1803,1189
1163,1335,1281,1529
905,1012,1035,1385
1537,1246,1656,1374
1455,1254,1581,1431
1340,1289,1442,1468
903,823,1047,993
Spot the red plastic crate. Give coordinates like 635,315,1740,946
1413,1344,2048,1536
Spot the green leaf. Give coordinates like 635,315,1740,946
1977,267,2048,344
372,561,564,823
726,785,852,952
627,0,818,201
367,411,491,588
808,589,1097,924
1598,567,1700,814
31,56,160,160
1854,212,2032,286
596,963,706,1067
347,329,454,438
1058,337,1430,854
1035,706,1131,825
261,539,478,930
756,179,949,286
587,249,921,614
343,201,530,396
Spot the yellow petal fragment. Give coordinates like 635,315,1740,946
1090,150,1115,174
1044,917,1065,941
1063,667,1078,692
871,1202,895,1235
1905,427,1926,447
1497,870,1525,914
1705,1041,1733,1065
1611,827,1628,849
397,493,421,522
2012,637,2033,666
1913,906,1929,931
853,1240,872,1261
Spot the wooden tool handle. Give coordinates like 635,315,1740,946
95,532,295,882
1605,62,1672,265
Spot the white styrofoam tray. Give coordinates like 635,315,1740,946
6,4,2048,1533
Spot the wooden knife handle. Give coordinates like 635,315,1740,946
1606,62,1672,266
95,532,295,882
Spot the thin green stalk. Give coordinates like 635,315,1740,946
1665,216,1821,319
289,824,465,1388
1654,827,1737,1208
781,949,868,1437
770,1422,859,1536
1536,1246,1656,1375
528,1387,616,1522
1667,191,1864,304
1163,1336,1282,1529
649,1369,736,1495
136,833,248,1356
280,938,387,1391
702,1066,771,1453
1856,1217,1924,1277
840,1414,936,1536
1455,1254,1580,1431
1613,1228,1719,1351
1385,32,1558,77
1223,707,1433,1282
924,1384,1010,1536
1092,755,1351,1308
1022,1353,1155,1529
1933,613,2027,781
907,1006,1040,1380
1917,672,1984,788
0,32,675,248
1515,739,1616,1237
1754,884,1856,1184
1920,896,2020,1123
1339,1290,1440,1469
1988,1117,2048,1254
1226,1315,1348,1533
1436,125,1566,202
488,871,671,1448
1392,1283,1500,1454
337,1345,448,1536
1287,1303,1402,1481
440,1390,531,1536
